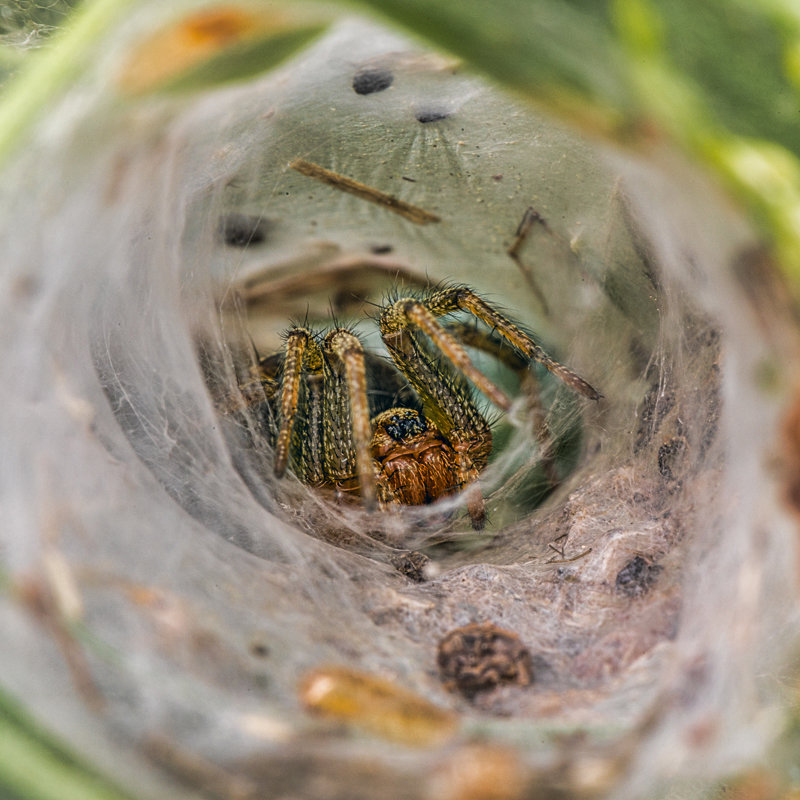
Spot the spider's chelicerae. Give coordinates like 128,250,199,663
247,285,599,529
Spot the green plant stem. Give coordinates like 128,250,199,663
0,0,135,164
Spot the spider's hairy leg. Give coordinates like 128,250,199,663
465,486,486,530
426,286,600,401
444,320,559,485
274,328,322,478
455,455,486,530
380,297,494,474
323,329,378,510
381,297,512,411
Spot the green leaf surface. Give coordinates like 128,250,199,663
656,0,798,158
158,23,326,93
0,0,136,163
352,0,798,154
353,0,800,275
0,689,134,800
349,0,637,124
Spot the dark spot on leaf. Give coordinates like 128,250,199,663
352,67,394,95
415,109,450,123
218,213,270,247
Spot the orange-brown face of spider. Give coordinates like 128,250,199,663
370,408,464,508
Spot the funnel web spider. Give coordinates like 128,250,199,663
245,285,598,529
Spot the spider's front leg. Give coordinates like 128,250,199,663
321,329,378,510
268,327,377,510
379,286,599,528
271,327,325,485
379,295,496,529
443,320,560,486
420,286,600,401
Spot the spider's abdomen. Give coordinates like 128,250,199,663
371,409,464,507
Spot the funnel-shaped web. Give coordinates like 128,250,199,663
1,16,798,800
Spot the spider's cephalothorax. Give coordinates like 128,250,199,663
248,286,599,529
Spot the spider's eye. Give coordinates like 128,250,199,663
386,412,426,441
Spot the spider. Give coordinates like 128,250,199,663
243,285,599,530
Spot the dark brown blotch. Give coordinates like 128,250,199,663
437,621,532,699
